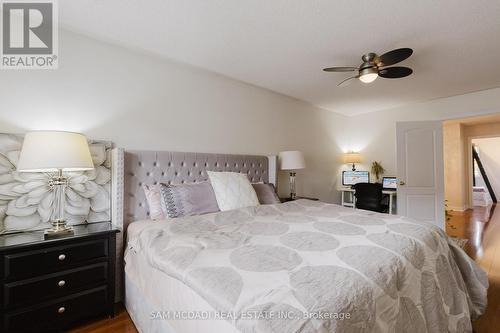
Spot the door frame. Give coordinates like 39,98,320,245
398,114,500,219
465,134,500,209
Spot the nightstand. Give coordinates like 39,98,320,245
0,222,119,333
280,196,319,203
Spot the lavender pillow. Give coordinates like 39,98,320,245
159,181,220,218
252,183,280,204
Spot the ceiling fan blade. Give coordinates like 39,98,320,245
323,66,358,72
337,76,359,87
378,66,413,78
378,48,413,66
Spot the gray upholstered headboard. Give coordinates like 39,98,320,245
125,150,275,223
110,148,277,300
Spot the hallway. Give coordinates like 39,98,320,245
447,205,500,332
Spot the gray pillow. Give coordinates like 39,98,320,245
252,183,280,204
159,181,220,218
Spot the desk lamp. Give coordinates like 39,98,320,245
343,152,362,171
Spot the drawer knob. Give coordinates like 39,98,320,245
58,254,66,261
58,280,66,287
58,307,65,314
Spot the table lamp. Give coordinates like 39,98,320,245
279,151,306,199
343,152,362,171
17,131,94,239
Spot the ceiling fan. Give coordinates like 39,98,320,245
323,48,413,86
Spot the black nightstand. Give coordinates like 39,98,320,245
0,222,119,333
280,196,319,203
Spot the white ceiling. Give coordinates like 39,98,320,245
60,0,500,116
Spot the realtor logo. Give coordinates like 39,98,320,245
1,0,58,69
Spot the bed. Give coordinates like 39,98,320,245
111,149,488,333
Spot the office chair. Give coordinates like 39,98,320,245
353,183,389,213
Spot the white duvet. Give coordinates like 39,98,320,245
126,200,488,333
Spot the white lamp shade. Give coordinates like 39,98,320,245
17,131,94,172
279,151,306,170
343,152,362,164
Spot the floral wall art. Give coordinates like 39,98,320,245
0,133,112,234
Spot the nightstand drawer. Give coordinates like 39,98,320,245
3,286,108,333
4,262,108,308
3,239,108,280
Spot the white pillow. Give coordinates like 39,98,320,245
207,171,260,211
142,184,166,220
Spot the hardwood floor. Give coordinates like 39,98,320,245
68,304,138,333
69,206,500,333
447,205,500,333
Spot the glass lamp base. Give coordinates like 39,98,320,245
289,171,297,200
44,220,74,239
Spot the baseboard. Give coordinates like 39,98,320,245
448,205,467,212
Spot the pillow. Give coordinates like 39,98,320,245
159,181,219,218
207,171,260,211
252,183,280,204
142,184,166,220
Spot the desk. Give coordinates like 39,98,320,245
339,188,396,215
280,196,319,203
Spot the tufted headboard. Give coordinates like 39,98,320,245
110,148,277,300
125,150,275,222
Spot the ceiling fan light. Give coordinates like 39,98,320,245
358,66,378,83
359,71,378,83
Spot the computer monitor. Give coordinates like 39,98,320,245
342,171,370,186
382,177,397,190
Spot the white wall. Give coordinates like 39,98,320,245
0,30,348,202
3,29,500,206
344,88,500,178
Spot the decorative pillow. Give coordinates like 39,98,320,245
252,183,280,204
159,181,219,218
207,171,260,211
142,184,165,220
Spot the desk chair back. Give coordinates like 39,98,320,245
353,183,387,213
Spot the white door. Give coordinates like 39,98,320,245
396,121,445,228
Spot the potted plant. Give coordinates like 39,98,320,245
371,161,385,183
